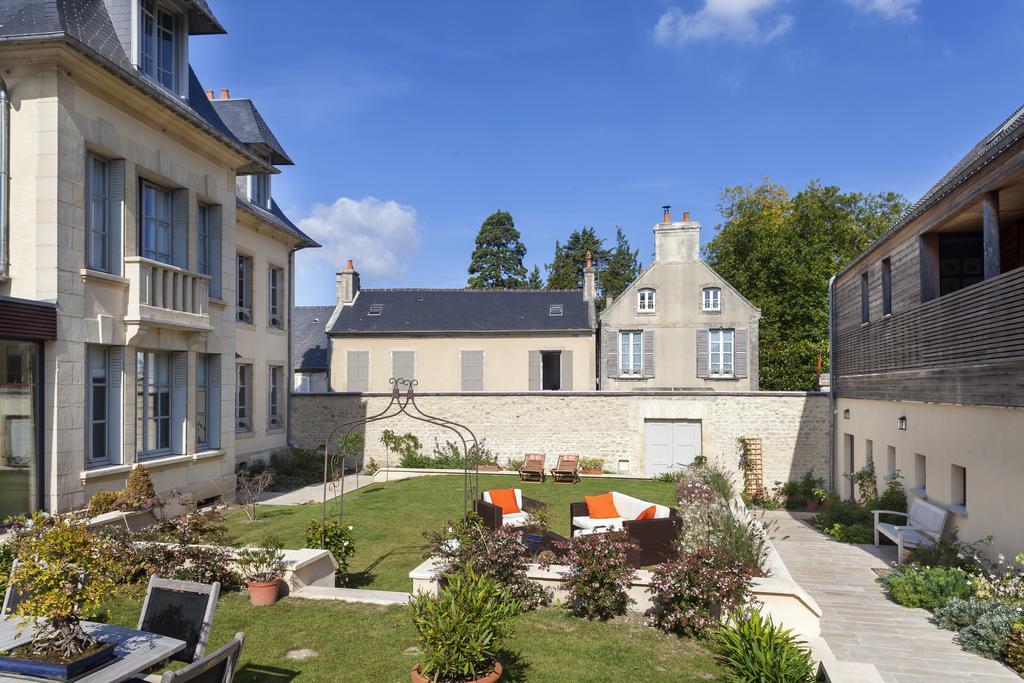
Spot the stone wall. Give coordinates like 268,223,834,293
289,391,830,486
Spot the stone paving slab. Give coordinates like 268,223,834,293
259,474,376,506
765,511,1020,683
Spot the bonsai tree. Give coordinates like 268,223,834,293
9,514,122,661
409,564,519,681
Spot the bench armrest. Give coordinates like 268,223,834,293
872,510,908,520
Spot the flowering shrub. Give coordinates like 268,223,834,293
933,597,1022,660
972,554,1024,605
648,546,755,637
675,475,720,551
1005,622,1024,675
557,531,636,620
306,518,355,585
425,516,550,610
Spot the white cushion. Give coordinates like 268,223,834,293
502,512,529,527
610,492,670,520
572,516,625,532
482,488,523,511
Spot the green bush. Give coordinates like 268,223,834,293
121,466,157,505
87,489,121,518
907,528,987,571
820,521,873,544
933,597,1019,660
706,467,735,501
1005,622,1024,675
874,474,907,516
715,510,769,576
505,457,524,472
409,564,519,681
305,518,356,586
879,566,973,610
713,609,815,683
934,597,1001,631
0,542,12,595
812,499,872,529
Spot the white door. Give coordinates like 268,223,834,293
645,420,701,476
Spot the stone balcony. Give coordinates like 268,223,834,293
125,256,212,333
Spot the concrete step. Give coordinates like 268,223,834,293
291,586,411,606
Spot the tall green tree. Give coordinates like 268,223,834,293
704,179,907,391
467,210,529,289
545,227,608,290
601,227,642,309
526,265,544,289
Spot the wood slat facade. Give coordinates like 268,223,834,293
0,296,57,341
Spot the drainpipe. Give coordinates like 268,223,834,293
827,274,837,493
286,246,299,447
0,76,10,280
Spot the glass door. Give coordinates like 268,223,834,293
0,341,39,520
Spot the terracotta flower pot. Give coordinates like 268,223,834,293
475,464,500,472
805,499,819,512
246,578,282,606
411,662,502,683
581,468,602,475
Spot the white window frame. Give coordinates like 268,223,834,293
237,255,253,324
637,289,656,313
140,181,173,265
618,330,643,376
268,366,283,430
268,266,283,329
709,328,734,376
196,354,209,450
236,363,252,433
87,347,110,466
248,174,271,209
702,287,721,312
87,155,110,272
136,350,172,457
139,0,185,94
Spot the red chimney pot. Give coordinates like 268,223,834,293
683,211,691,221
220,88,230,99
205,90,214,100
662,205,671,223
346,259,354,270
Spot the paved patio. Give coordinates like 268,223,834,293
259,474,375,506
765,511,1020,682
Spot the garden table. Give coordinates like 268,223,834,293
0,617,185,682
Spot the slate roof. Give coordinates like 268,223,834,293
293,306,334,371
236,196,319,248
328,289,593,335
841,104,1024,276
0,0,269,174
211,98,293,166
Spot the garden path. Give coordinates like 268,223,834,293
259,474,376,506
766,511,1020,683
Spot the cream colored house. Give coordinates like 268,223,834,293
323,262,597,392
0,0,314,515
600,208,761,392
831,105,1024,559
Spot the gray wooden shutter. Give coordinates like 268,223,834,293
461,351,483,392
603,328,618,380
107,347,124,464
560,350,573,391
697,328,710,378
207,357,221,449
108,159,125,276
528,351,541,391
643,330,655,378
734,329,748,378
392,351,414,384
348,351,369,392
171,188,189,269
170,351,188,454
208,205,222,298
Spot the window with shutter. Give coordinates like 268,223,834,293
171,188,188,269
268,366,283,430
696,329,710,378
347,351,370,392
170,351,187,454
87,346,109,466
603,328,618,381
560,350,573,391
87,155,110,272
461,351,484,392
734,329,748,378
618,331,643,376
642,330,655,378
136,351,173,456
392,351,415,384
709,329,735,376
208,205,223,299
236,363,252,433
528,351,541,391
140,182,173,265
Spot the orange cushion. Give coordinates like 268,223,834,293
635,505,657,521
488,489,520,515
585,493,620,519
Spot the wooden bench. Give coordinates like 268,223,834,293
873,498,949,564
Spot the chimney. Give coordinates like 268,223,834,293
205,90,214,100
220,88,230,100
653,206,701,264
336,259,360,305
662,205,671,223
583,251,597,327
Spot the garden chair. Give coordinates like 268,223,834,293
474,489,544,530
519,453,546,483
138,576,221,664
569,492,681,567
135,632,245,683
550,455,580,484
873,497,949,564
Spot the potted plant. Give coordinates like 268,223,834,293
236,535,286,606
580,457,604,475
808,487,828,511
409,564,519,683
0,515,122,680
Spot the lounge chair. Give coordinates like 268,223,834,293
473,489,544,530
551,455,580,484
152,632,245,683
569,492,681,567
138,576,221,664
519,453,546,483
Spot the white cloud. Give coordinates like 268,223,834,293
653,0,794,47
297,197,420,279
843,0,920,21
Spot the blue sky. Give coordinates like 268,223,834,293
190,0,1024,306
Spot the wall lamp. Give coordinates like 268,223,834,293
897,416,908,431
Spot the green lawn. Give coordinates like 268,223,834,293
101,592,724,682
224,475,677,592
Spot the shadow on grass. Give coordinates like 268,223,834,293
496,648,530,682
346,545,423,588
236,664,299,682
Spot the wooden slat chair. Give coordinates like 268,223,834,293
873,498,949,564
551,455,580,484
519,453,546,483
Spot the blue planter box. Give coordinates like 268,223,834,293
0,642,116,681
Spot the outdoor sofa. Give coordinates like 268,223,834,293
474,488,544,531
569,492,680,567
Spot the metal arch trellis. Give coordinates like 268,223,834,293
319,377,481,547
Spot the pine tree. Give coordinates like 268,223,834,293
467,211,529,289
544,227,608,290
526,265,544,289
600,227,642,311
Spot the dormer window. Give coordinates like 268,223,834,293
248,173,271,209
702,287,721,311
368,304,384,316
139,1,185,93
548,304,563,317
637,289,656,313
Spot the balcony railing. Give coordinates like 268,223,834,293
125,257,212,331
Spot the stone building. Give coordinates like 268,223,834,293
0,0,315,516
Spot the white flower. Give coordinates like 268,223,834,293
348,525,354,531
